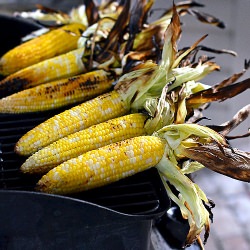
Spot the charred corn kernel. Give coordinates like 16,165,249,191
15,90,129,156
36,135,165,194
0,70,114,113
21,113,148,174
0,23,86,76
0,47,86,98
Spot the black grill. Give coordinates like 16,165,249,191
0,110,170,216
0,14,187,250
0,110,173,250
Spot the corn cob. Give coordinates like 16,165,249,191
0,47,87,98
15,90,129,155
14,56,217,156
20,113,148,174
0,23,86,76
15,9,218,156
0,69,114,113
36,135,165,194
14,61,156,156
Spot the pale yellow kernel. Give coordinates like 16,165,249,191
61,163,70,172
93,168,99,175
129,157,136,164
86,159,94,166
68,137,80,143
131,122,137,128
52,171,61,181
85,172,90,178
126,149,135,158
93,162,101,169
126,145,133,151
119,120,127,128
79,119,84,127
105,107,113,114
82,112,88,118
33,140,42,147
121,169,135,178
70,158,78,166
97,155,105,162
51,148,58,155
53,120,60,131
146,158,153,164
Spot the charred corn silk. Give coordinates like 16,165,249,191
36,136,166,194
20,113,148,174
0,23,86,76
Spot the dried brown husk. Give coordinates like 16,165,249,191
184,8,225,28
183,143,250,182
186,77,250,106
208,104,250,136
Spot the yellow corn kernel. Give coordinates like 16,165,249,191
20,113,148,174
15,90,129,156
0,47,86,98
0,69,114,113
0,23,86,76
36,135,165,194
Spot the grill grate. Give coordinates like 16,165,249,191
0,110,170,217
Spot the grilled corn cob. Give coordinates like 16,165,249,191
14,61,157,155
19,72,213,170
36,123,235,249
20,113,148,174
15,90,129,155
15,9,219,156
0,69,114,113
36,135,165,193
0,47,86,98
0,23,86,76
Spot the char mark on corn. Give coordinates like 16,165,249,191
0,69,115,113
0,47,86,98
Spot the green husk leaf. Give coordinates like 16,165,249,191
144,80,210,133
181,160,205,175
153,123,230,246
157,152,210,248
156,123,227,150
115,6,218,112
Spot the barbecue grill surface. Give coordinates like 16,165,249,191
0,110,170,217
0,14,188,250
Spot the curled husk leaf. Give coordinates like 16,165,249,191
154,123,227,248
